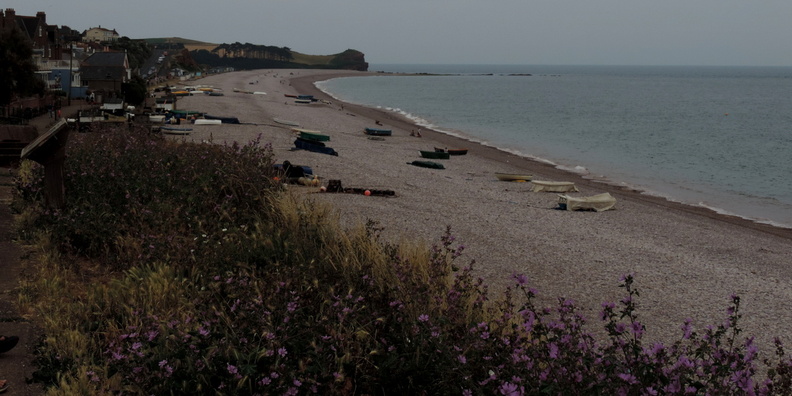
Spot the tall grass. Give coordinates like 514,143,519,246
12,124,792,395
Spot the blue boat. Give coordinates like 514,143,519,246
364,127,392,136
273,163,313,176
294,138,338,156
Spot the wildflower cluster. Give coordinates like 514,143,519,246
14,124,792,394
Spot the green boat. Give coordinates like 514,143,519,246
293,128,330,142
420,150,450,159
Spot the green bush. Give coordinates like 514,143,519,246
14,124,792,395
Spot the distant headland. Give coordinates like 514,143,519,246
142,37,368,71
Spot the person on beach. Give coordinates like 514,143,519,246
0,335,18,393
0,335,19,353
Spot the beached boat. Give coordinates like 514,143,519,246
298,130,330,142
273,118,299,127
204,114,240,124
408,160,445,169
193,119,222,125
161,126,192,135
294,138,338,156
294,99,312,104
284,94,297,98
495,173,533,182
420,150,450,159
558,193,616,212
148,114,166,123
170,110,203,118
364,127,392,136
435,147,469,155
531,180,578,192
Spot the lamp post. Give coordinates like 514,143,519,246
67,42,73,106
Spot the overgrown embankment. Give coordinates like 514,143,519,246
11,124,792,395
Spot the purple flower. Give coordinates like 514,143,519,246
618,373,638,384
418,314,429,322
498,382,522,395
278,348,288,357
548,343,558,359
512,273,528,285
458,355,467,364
227,363,238,375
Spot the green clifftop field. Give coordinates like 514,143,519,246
143,37,368,71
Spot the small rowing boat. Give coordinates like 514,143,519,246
364,127,392,136
420,150,450,159
193,119,222,125
161,126,192,135
292,128,330,142
294,138,338,156
273,118,299,127
435,147,469,155
408,160,445,169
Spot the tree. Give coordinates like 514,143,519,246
110,37,152,70
121,75,148,106
0,28,45,106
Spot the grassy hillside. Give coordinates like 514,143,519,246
289,52,335,66
143,37,353,67
142,37,217,46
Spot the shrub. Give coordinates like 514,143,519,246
14,124,792,394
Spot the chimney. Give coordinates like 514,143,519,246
36,11,46,24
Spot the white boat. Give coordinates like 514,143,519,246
495,173,533,182
273,118,299,127
558,193,616,212
531,180,578,193
193,119,222,125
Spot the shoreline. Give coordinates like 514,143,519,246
291,71,792,240
175,68,792,356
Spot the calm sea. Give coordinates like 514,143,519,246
316,64,792,228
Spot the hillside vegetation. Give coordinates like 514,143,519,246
143,37,368,71
11,125,792,394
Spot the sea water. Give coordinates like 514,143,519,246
317,64,792,228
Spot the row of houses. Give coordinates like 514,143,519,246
1,8,133,106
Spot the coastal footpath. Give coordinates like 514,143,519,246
167,69,792,354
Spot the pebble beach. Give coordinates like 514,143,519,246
171,69,792,353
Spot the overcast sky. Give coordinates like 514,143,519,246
6,0,792,66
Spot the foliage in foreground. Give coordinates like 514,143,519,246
13,125,792,395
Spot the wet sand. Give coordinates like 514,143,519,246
173,69,792,353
